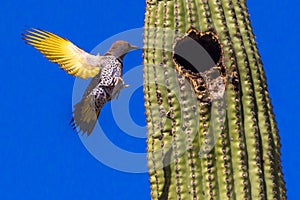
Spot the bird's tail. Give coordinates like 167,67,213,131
70,96,101,135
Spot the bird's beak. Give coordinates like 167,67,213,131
130,45,140,50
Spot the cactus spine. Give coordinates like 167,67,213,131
143,0,286,199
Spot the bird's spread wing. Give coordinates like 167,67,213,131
22,28,101,79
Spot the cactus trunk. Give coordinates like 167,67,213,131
143,0,286,199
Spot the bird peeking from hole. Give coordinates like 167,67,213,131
22,28,139,135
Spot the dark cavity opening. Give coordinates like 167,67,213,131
173,31,222,74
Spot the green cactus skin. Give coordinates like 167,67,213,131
143,0,286,199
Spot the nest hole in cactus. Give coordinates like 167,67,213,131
173,29,222,74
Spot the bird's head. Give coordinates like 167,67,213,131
106,40,139,60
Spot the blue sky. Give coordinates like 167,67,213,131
0,0,299,199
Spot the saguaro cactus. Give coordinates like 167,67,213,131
143,0,286,199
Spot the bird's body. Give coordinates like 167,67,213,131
71,55,127,134
23,28,138,135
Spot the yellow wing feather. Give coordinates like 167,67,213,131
23,28,101,79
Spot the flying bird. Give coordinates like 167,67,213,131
23,28,138,135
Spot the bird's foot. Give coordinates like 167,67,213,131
112,77,129,99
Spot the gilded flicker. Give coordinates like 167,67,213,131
22,28,138,135
70,41,138,135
